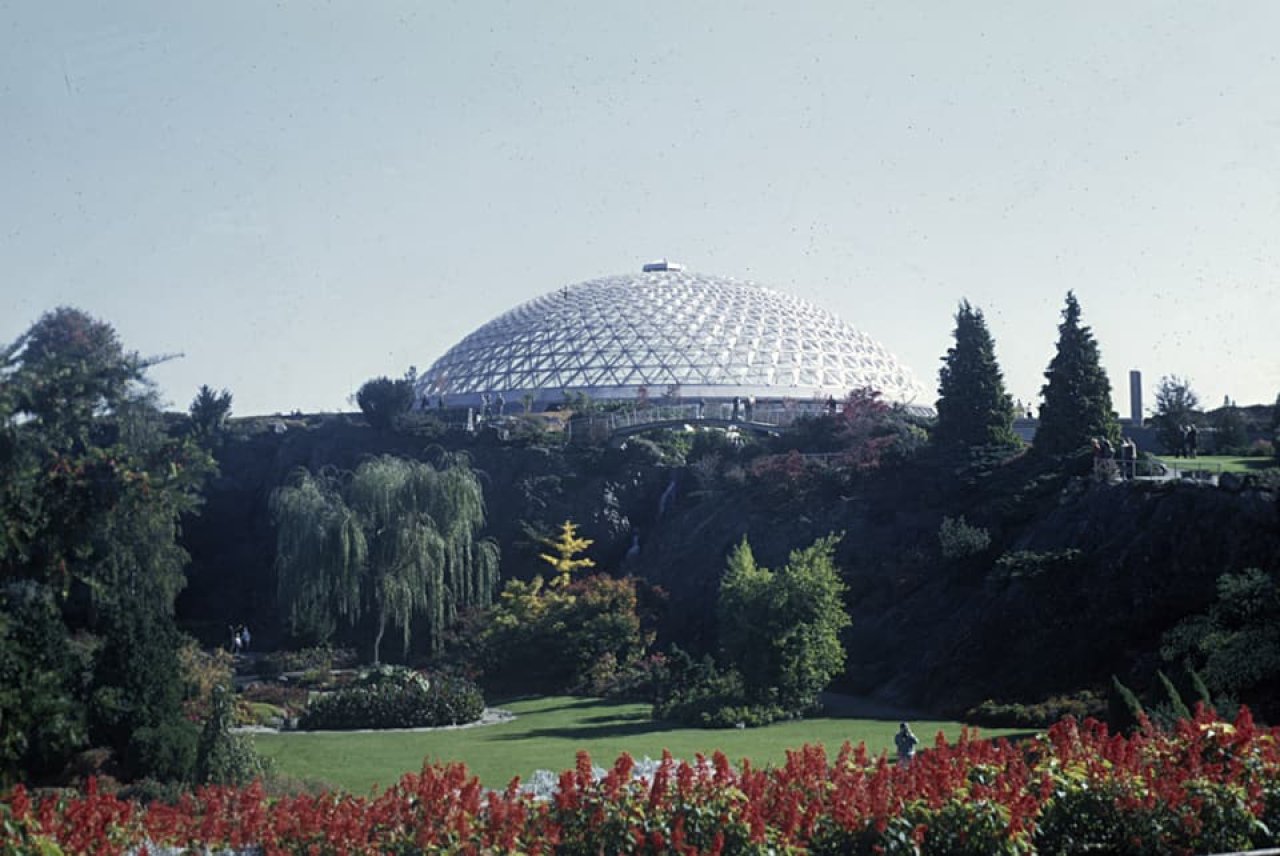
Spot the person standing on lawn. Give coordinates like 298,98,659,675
895,722,918,767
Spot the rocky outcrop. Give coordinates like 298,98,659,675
179,419,1280,715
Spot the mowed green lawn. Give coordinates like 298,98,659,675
1154,454,1277,474
253,696,1025,793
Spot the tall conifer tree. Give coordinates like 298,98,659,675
1034,292,1119,455
934,300,1017,448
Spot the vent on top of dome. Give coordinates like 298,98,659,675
642,259,685,273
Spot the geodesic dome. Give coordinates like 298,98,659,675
417,265,926,409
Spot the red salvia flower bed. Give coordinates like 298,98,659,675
5,705,1280,855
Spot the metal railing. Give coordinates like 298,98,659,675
592,400,841,434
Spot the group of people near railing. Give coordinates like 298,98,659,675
1093,435,1141,481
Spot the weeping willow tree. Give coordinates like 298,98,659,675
270,455,499,663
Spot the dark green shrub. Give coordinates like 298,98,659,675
195,685,273,785
1035,779,1132,855
240,682,310,719
128,719,198,782
89,606,192,777
813,797,1030,855
1036,777,1262,855
116,777,191,805
1260,782,1280,847
298,667,484,731
587,653,673,701
1174,780,1265,854
0,580,87,786
653,667,788,728
1109,674,1146,732
257,646,356,678
966,691,1105,728
988,548,1082,583
938,515,991,560
904,798,1028,856
355,375,414,429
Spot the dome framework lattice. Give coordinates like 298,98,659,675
418,268,926,409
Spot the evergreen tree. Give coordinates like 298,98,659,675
194,685,271,785
1211,398,1247,453
1109,674,1146,732
1156,669,1191,721
188,385,233,441
538,520,596,588
0,581,86,786
1033,292,1119,455
934,300,1017,448
90,602,197,780
1,308,213,781
0,307,214,613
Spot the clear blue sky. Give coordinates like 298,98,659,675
4,2,1277,416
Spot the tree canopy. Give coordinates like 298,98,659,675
1151,375,1200,454
1162,568,1280,712
189,385,233,441
271,454,500,662
356,373,416,430
934,300,1017,449
0,307,214,784
1033,292,1119,455
717,534,851,713
1211,398,1247,453
0,307,213,614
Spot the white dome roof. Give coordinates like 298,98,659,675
419,267,926,408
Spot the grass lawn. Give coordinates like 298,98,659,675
1153,454,1277,474
253,695,1025,793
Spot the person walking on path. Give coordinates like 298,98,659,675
895,722,918,767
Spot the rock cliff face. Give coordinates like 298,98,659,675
179,417,1280,714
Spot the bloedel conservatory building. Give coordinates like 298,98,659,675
414,261,927,414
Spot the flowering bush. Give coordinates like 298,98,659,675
4,705,1280,855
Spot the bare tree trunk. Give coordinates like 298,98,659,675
373,609,386,665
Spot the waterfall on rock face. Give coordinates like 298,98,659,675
658,476,678,517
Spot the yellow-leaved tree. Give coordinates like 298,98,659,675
539,520,595,588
